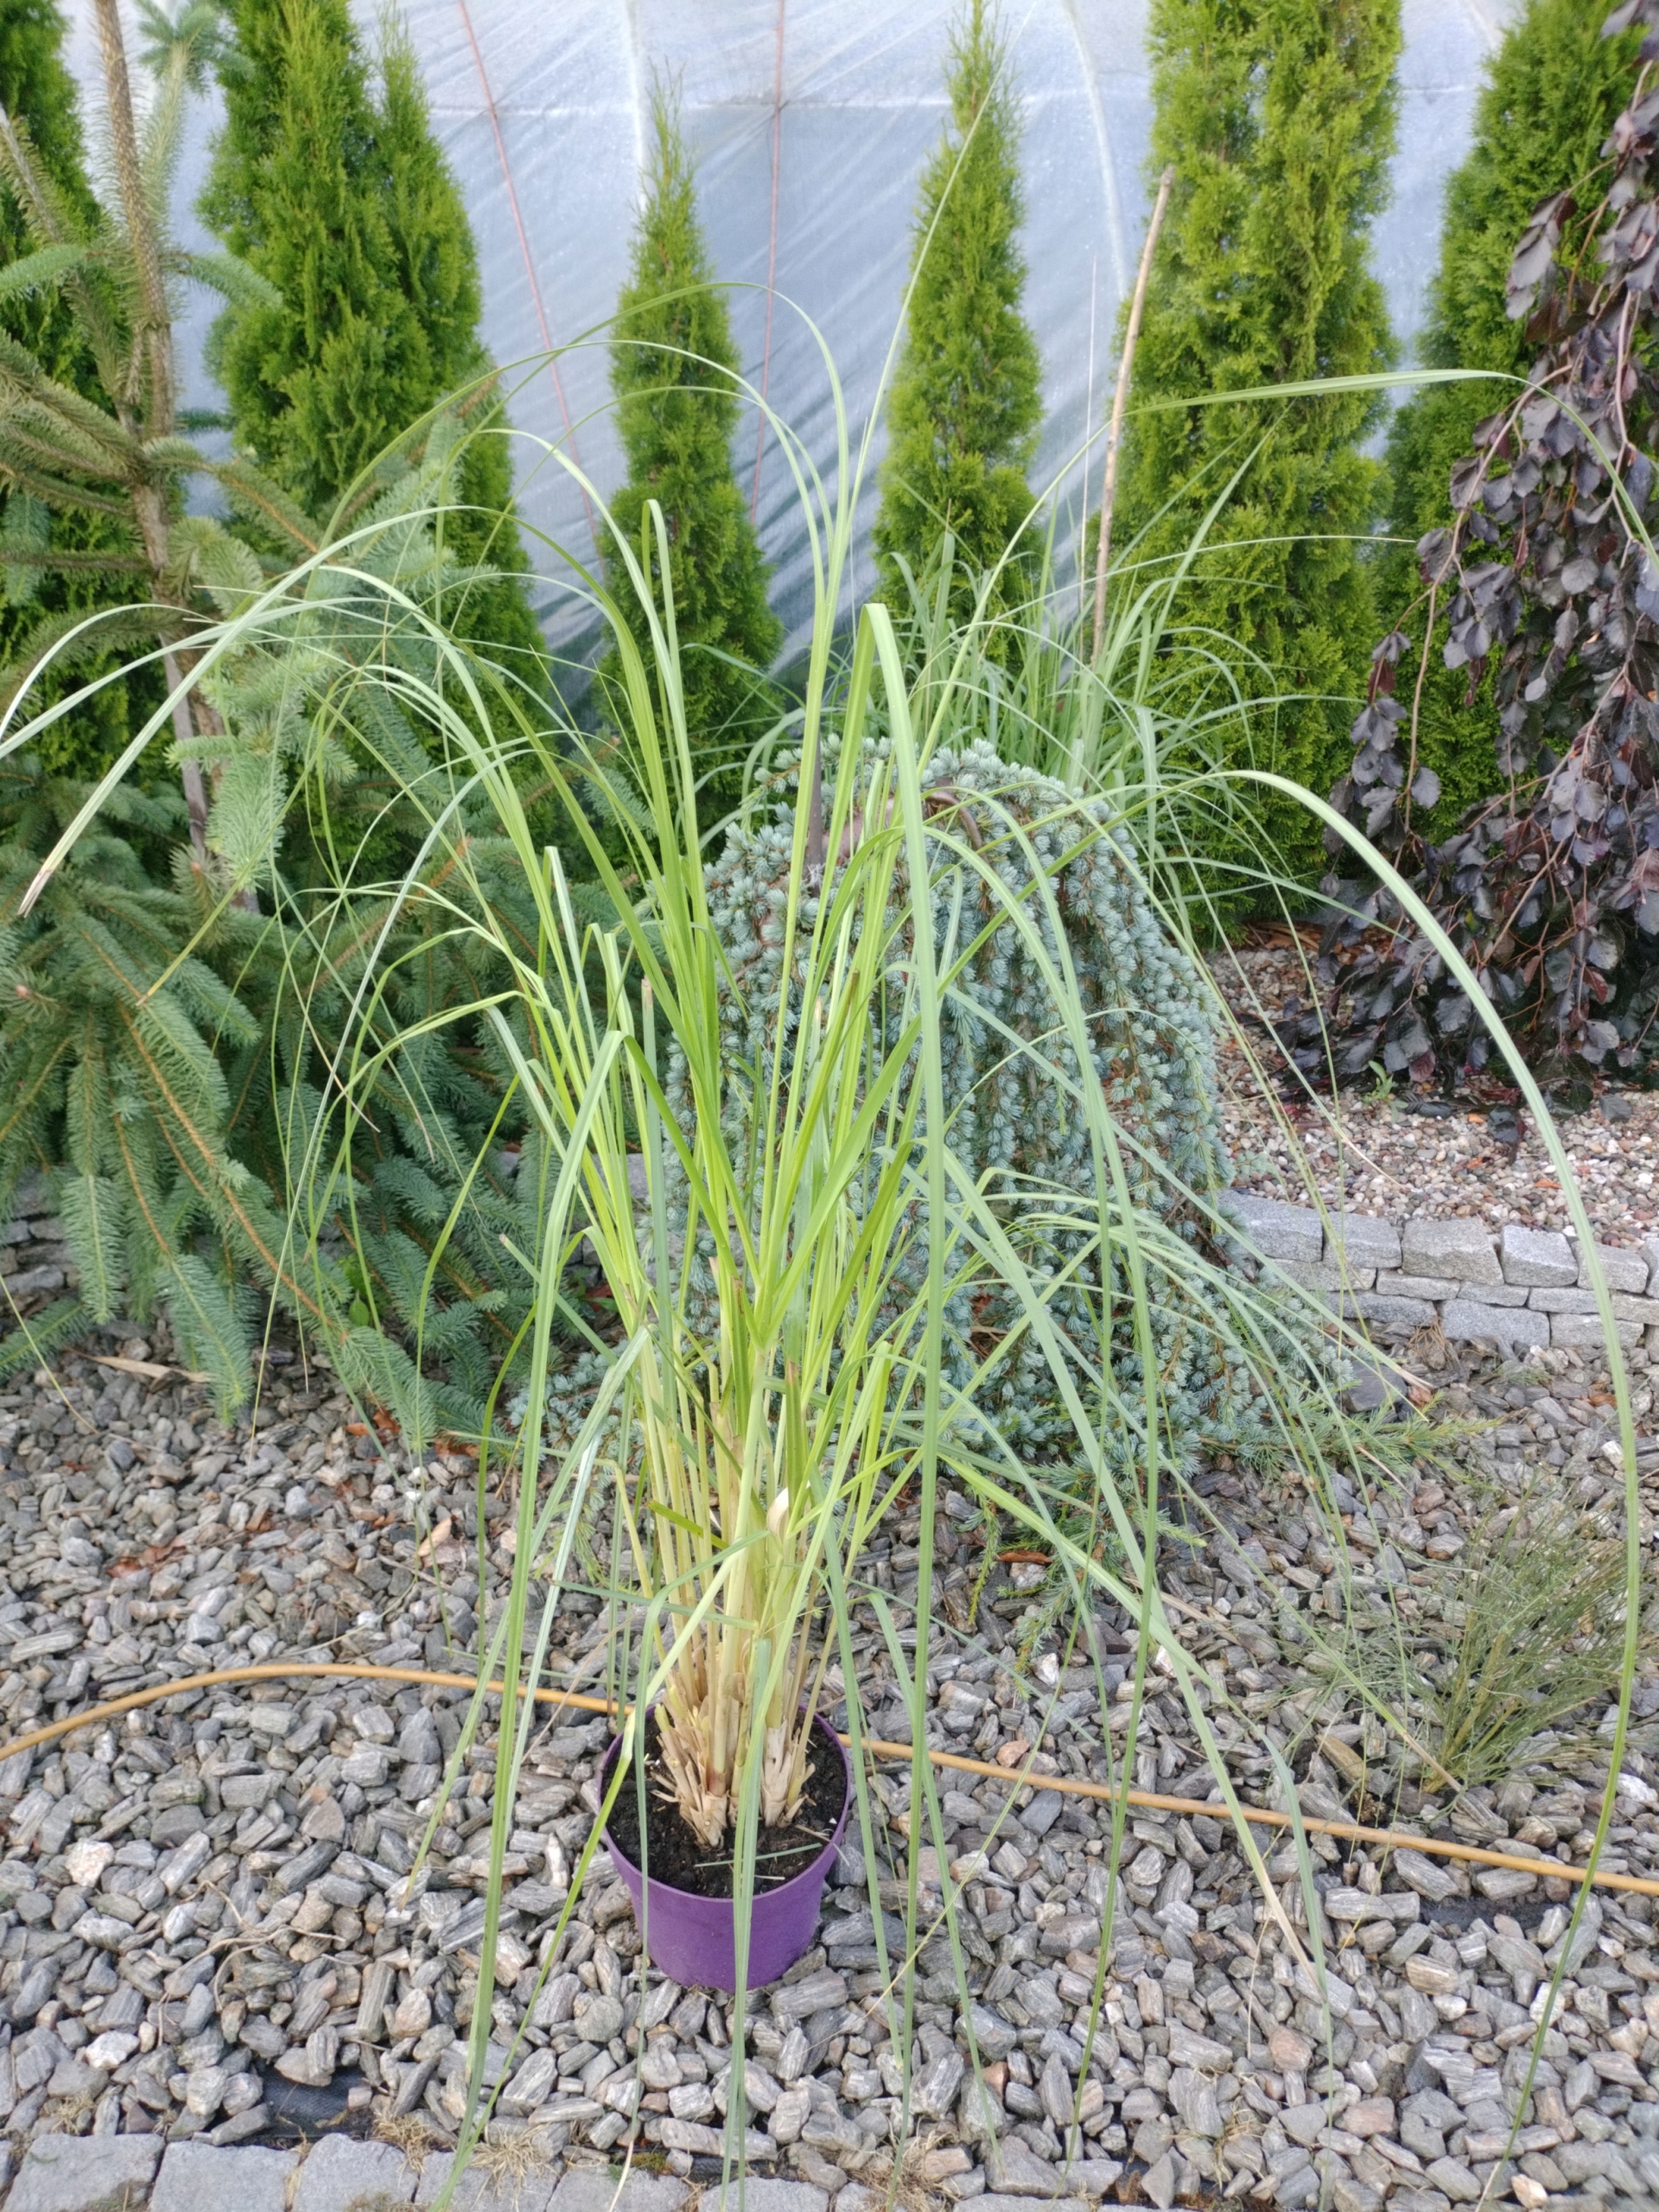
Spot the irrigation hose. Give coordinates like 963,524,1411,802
8,1660,1657,1904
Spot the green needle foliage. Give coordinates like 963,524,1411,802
1112,0,1400,879
200,0,543,679
598,86,781,822
874,0,1040,632
0,409,562,1417
0,759,292,1414
0,0,156,780
1375,0,1643,830
0,0,317,863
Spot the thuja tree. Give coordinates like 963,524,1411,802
874,0,1040,629
0,0,149,779
599,87,780,818
1280,5,1659,1091
1113,0,1400,870
201,0,543,677
1378,0,1643,829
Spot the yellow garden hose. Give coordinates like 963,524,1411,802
4,1657,1656,1901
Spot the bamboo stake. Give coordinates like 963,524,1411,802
1090,165,1175,664
7,1658,1655,1901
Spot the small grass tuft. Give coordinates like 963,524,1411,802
1314,1481,1646,1802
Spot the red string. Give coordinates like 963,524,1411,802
454,0,601,559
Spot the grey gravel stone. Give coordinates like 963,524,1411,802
1392,1848,1459,1902
8,2134,162,2212
152,2144,299,2212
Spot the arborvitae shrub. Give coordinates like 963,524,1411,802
1376,0,1642,830
598,89,781,821
202,0,543,678
1114,0,1400,878
874,0,1040,631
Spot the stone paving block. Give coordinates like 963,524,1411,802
153,2142,299,2212
1376,1273,1528,1306
1280,1260,1375,1293
1573,1239,1649,1294
971,2196,1088,2212
1499,1224,1577,1287
1399,1218,1501,1285
416,2151,560,2212
549,2171,688,2212
291,2134,419,2212
1356,1294,1436,1329
1526,1287,1599,1313
1550,1312,1642,1350
1322,1213,1402,1272
9,2134,162,2212
1371,1271,1464,1301
701,2184,826,2212
1611,1294,1659,1325
1441,1300,1549,1353
1221,1192,1322,1263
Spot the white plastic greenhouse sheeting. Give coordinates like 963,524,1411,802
67,0,1522,663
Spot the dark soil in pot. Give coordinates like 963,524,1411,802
606,1708,847,1901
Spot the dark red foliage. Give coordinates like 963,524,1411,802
1279,5,1659,1092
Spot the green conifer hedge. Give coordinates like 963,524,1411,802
1113,0,1400,878
599,87,781,819
1376,0,1642,830
874,0,1040,630
201,0,543,678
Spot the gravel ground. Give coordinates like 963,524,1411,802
0,1335,1655,2211
1212,942,1659,1249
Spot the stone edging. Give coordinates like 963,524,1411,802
1224,1192,1659,1358
1,1176,74,1307
8,1165,1656,1364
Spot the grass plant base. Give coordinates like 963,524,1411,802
606,1709,849,1902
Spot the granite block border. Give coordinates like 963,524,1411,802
1223,1192,1659,1358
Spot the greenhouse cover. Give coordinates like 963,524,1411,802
69,0,1520,660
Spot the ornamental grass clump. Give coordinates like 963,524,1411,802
694,731,1291,1465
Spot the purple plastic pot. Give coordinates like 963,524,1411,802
601,1713,849,1992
